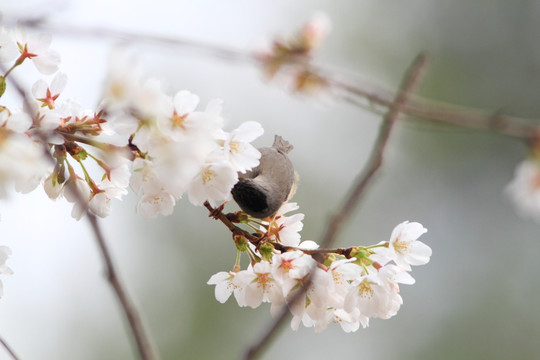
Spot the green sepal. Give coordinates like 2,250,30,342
258,243,275,262
234,235,249,252
0,76,6,98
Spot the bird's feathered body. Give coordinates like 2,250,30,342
231,135,295,219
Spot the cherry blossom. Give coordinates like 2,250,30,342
505,159,540,222
265,202,304,247
0,246,13,298
32,72,68,109
233,261,283,309
188,162,238,207
216,121,263,173
15,29,60,74
0,28,18,63
373,221,431,271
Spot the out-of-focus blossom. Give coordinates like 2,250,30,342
505,159,540,222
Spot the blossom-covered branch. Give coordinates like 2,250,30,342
1,57,159,360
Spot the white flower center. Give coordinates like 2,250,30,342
229,140,242,154
358,280,374,299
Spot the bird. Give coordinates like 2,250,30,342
231,135,296,219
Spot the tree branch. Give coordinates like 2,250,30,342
0,335,20,360
242,53,429,360
16,19,540,140
86,213,158,360
320,53,429,248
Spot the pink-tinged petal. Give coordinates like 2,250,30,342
244,284,264,308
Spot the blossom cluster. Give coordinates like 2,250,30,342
101,51,264,218
0,27,264,221
208,206,432,332
0,25,265,301
258,12,331,94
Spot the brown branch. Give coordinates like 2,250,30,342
86,212,158,360
242,53,429,360
203,201,263,244
203,202,358,260
335,78,540,140
321,53,429,248
0,335,20,360
2,69,158,360
15,19,540,140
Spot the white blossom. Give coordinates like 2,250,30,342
505,159,540,222
373,221,431,271
32,72,68,109
137,191,176,219
101,49,143,111
0,246,13,298
43,173,63,200
0,129,50,198
300,12,332,50
187,162,238,207
0,28,18,63
233,261,283,309
265,202,304,247
15,29,60,74
89,179,129,218
63,177,92,220
216,121,263,173
0,108,32,134
271,250,316,296
207,271,244,304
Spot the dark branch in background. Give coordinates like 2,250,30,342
0,335,20,360
86,212,158,360
242,53,429,360
15,19,540,141
320,53,429,248
1,68,158,360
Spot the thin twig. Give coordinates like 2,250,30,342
0,335,20,360
203,201,262,244
15,19,540,140
242,53,429,360
86,213,158,360
1,69,158,360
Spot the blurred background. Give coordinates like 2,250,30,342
1,0,540,359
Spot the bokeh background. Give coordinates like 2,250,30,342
1,1,540,359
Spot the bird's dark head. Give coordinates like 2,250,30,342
231,178,272,219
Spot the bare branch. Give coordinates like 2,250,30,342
1,68,159,360
15,19,540,140
321,53,429,248
86,212,158,360
242,53,429,360
0,335,20,360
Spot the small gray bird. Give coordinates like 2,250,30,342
231,135,296,219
